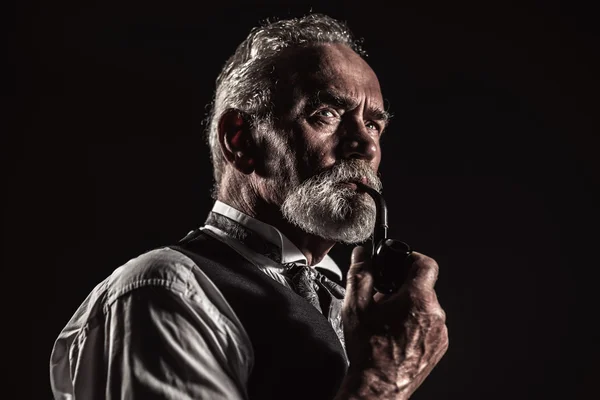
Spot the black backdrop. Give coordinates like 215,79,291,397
11,0,599,398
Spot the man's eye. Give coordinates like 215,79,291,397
365,121,380,132
315,109,336,118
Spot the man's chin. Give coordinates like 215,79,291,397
320,222,374,245
285,211,375,244
281,183,377,244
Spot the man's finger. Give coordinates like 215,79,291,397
344,245,374,312
402,252,444,314
406,252,440,291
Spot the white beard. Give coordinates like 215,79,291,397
281,160,382,244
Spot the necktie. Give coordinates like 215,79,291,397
284,263,323,312
284,262,346,350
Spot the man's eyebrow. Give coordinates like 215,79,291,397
369,108,392,126
306,90,357,110
306,89,391,126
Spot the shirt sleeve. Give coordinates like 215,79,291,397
101,285,249,400
50,248,253,400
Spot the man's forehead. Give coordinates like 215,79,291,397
280,45,381,93
280,43,376,81
271,43,385,117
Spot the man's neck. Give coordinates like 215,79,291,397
218,190,335,267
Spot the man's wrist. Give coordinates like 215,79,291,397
335,366,409,400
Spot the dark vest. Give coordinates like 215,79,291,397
169,230,348,400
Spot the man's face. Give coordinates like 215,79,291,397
259,43,387,244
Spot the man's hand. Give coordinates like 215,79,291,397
336,246,449,400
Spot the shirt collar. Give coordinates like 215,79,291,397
210,200,342,280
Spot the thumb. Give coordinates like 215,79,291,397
345,245,374,312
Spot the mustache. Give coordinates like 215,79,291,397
308,160,382,191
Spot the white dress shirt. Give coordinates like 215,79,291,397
49,201,343,400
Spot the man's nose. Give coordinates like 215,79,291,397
340,122,378,162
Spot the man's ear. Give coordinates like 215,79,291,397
217,108,255,174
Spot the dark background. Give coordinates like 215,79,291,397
10,0,599,398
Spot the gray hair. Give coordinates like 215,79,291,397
205,13,367,193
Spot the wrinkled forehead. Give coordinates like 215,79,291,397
272,43,384,111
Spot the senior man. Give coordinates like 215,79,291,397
50,13,448,400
